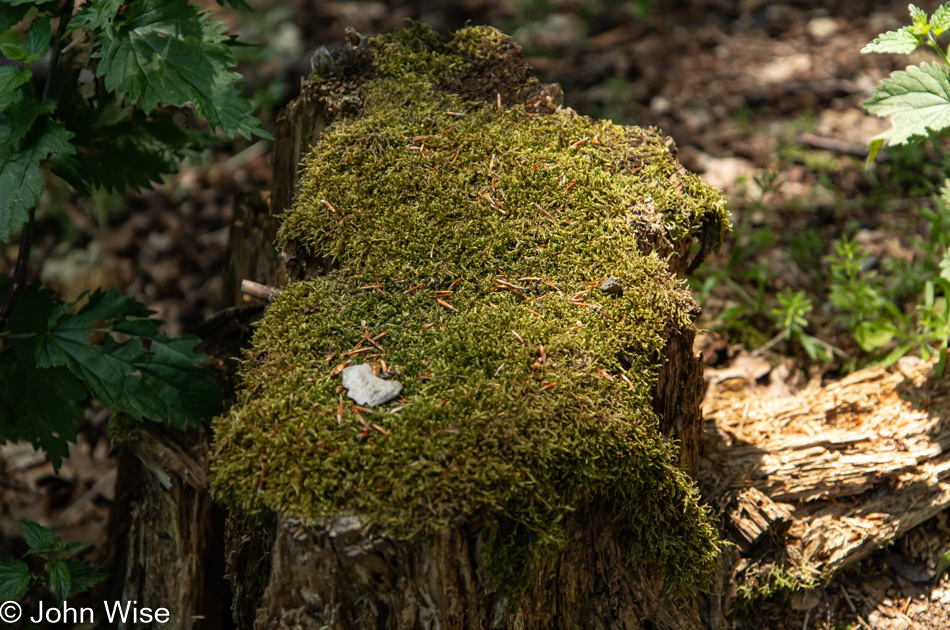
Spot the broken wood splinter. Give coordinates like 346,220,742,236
241,279,281,302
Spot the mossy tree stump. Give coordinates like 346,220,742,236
213,24,728,630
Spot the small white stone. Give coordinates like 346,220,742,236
649,96,672,116
807,17,838,39
341,363,403,406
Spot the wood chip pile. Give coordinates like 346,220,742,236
702,356,950,590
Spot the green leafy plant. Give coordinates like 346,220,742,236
863,3,950,162
937,547,950,578
826,235,950,372
768,288,837,362
850,2,950,373
0,0,270,467
0,521,106,601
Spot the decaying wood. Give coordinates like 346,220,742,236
250,505,703,630
703,356,950,592
653,324,706,478
717,486,792,553
224,191,282,306
240,279,280,302
105,425,228,630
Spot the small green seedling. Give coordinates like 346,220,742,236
0,521,105,601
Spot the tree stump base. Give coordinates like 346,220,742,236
213,24,728,629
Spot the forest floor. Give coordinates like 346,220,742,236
2,1,950,628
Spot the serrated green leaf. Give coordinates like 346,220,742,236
861,27,921,55
0,18,51,64
2,97,57,150
0,42,26,61
62,105,209,192
0,280,86,468
70,0,124,36
863,62,950,151
932,4,950,34
23,18,51,64
0,559,30,600
0,344,84,469
0,66,30,112
47,559,70,600
0,117,75,242
63,541,91,554
62,558,106,594
20,521,55,553
34,289,223,429
909,4,930,35
94,0,267,139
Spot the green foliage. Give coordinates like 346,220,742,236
0,0,269,219
937,547,950,578
863,4,950,162
701,2,950,371
0,116,75,241
0,277,221,468
856,7,950,372
0,521,105,601
87,0,262,139
823,228,950,373
0,0,262,467
34,289,223,428
771,289,836,362
863,62,950,162
734,561,817,604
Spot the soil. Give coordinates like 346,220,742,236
2,1,948,628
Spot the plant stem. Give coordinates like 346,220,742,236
43,0,73,103
0,2,71,334
0,208,36,334
927,33,950,67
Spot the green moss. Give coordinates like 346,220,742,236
369,21,465,80
211,24,727,603
735,560,820,606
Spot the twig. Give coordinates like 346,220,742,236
241,279,281,302
43,0,73,103
0,208,35,334
796,133,900,163
797,133,870,159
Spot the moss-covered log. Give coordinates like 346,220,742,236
212,24,728,629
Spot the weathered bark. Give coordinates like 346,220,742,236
219,25,723,630
105,425,227,630
224,191,282,307
653,324,706,479
247,505,702,630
